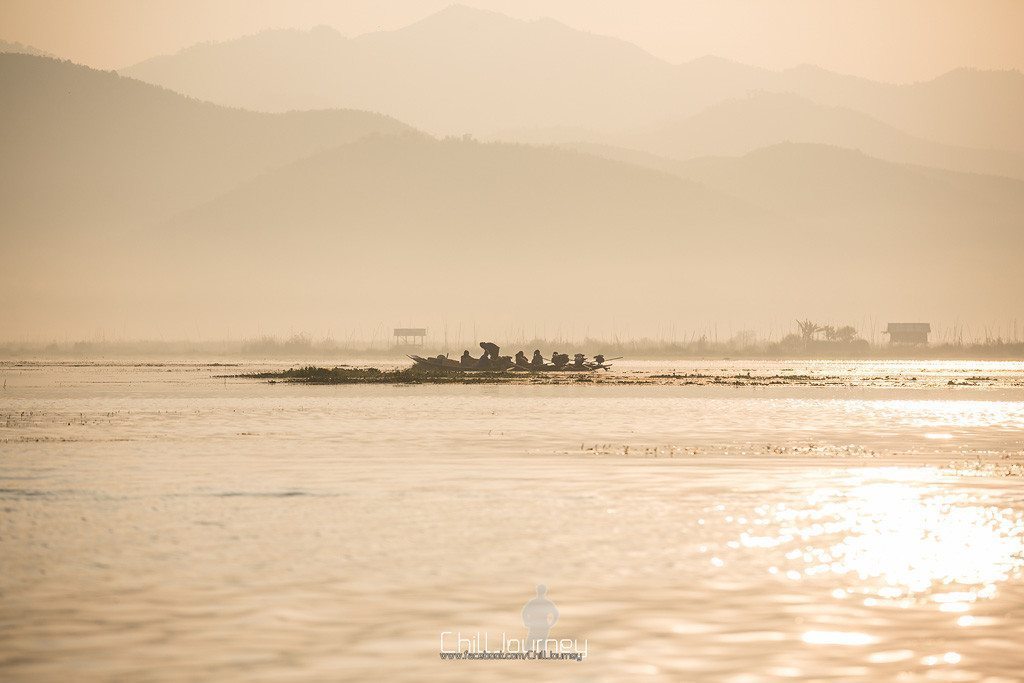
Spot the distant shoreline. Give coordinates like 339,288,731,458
2,340,1024,362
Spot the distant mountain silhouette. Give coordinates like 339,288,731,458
145,135,790,324
173,136,1024,254
164,134,762,260
555,139,1024,232
0,38,55,58
673,143,1024,230
1,53,416,235
616,92,1024,179
5,50,1022,334
772,65,1024,152
122,6,674,134
146,136,1023,327
122,5,1024,152
674,143,1024,319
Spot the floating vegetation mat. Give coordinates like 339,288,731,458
234,365,1024,388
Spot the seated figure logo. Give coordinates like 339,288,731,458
438,585,588,661
522,584,559,652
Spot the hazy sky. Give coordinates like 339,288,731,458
2,0,1023,82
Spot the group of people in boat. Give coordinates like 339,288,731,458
454,342,606,370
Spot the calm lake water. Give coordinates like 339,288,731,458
2,359,1024,681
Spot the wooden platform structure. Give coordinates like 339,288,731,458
884,322,931,344
393,328,427,347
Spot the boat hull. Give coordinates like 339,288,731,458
407,355,609,373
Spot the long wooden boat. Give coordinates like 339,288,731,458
407,355,612,372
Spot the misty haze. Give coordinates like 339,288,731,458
3,4,1024,343
2,2,1024,682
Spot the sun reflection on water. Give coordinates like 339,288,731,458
860,399,1024,431
753,468,1024,603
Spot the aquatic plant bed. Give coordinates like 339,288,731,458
239,365,544,384
234,365,1024,388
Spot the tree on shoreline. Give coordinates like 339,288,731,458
797,319,822,343
797,320,860,346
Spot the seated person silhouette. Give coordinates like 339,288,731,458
522,584,559,652
551,352,569,368
479,341,500,361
